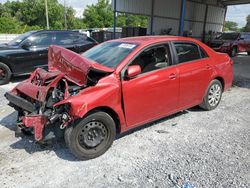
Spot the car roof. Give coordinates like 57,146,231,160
31,30,80,34
113,35,199,46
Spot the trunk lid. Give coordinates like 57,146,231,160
48,45,114,86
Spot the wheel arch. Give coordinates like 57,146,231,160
232,45,238,52
232,45,238,49
0,57,13,73
213,76,225,91
84,106,121,134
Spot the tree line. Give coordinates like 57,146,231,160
0,0,148,34
1,0,248,34
224,15,250,32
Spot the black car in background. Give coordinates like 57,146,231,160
0,30,98,85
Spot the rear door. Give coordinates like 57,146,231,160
172,42,213,109
15,32,55,73
74,34,97,53
121,43,179,128
55,32,95,53
55,32,76,52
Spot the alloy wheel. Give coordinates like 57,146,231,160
0,68,6,80
208,84,222,106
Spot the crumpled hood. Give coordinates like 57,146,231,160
211,39,233,43
48,45,114,86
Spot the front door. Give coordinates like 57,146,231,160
238,34,248,52
16,32,55,73
121,44,179,128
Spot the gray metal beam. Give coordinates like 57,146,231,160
113,0,117,39
220,0,250,5
150,0,155,35
178,0,186,36
202,4,208,42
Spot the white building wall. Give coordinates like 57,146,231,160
153,0,181,19
152,17,179,35
114,0,226,40
207,5,226,24
185,2,206,22
115,0,151,15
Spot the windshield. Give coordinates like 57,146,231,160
8,31,36,46
217,33,240,40
82,41,137,68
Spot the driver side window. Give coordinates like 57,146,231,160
130,44,171,74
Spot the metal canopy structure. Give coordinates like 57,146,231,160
220,0,250,5
112,0,250,41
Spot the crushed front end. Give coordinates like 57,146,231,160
5,45,113,142
5,68,83,141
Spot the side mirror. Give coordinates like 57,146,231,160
21,41,32,49
126,65,141,79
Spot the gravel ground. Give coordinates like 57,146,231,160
0,57,249,188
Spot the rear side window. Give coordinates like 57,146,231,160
87,37,97,43
174,43,201,63
174,42,208,64
200,47,209,58
56,32,90,45
241,34,246,40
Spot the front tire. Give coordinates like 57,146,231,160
199,80,223,111
247,52,250,56
65,111,116,160
230,47,237,57
0,62,12,85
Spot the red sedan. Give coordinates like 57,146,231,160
5,36,233,160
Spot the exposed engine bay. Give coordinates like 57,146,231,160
4,45,113,141
5,68,109,141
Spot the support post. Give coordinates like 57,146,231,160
113,0,117,39
150,0,155,35
64,0,67,29
202,4,208,42
222,6,228,32
178,0,186,36
45,0,49,30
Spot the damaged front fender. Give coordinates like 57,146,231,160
54,83,117,118
53,78,126,130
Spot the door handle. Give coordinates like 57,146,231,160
168,73,177,79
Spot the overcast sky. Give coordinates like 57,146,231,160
0,0,249,28
57,0,98,18
226,5,250,27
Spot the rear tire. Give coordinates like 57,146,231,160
230,47,237,57
0,62,12,85
65,111,116,160
199,80,223,111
